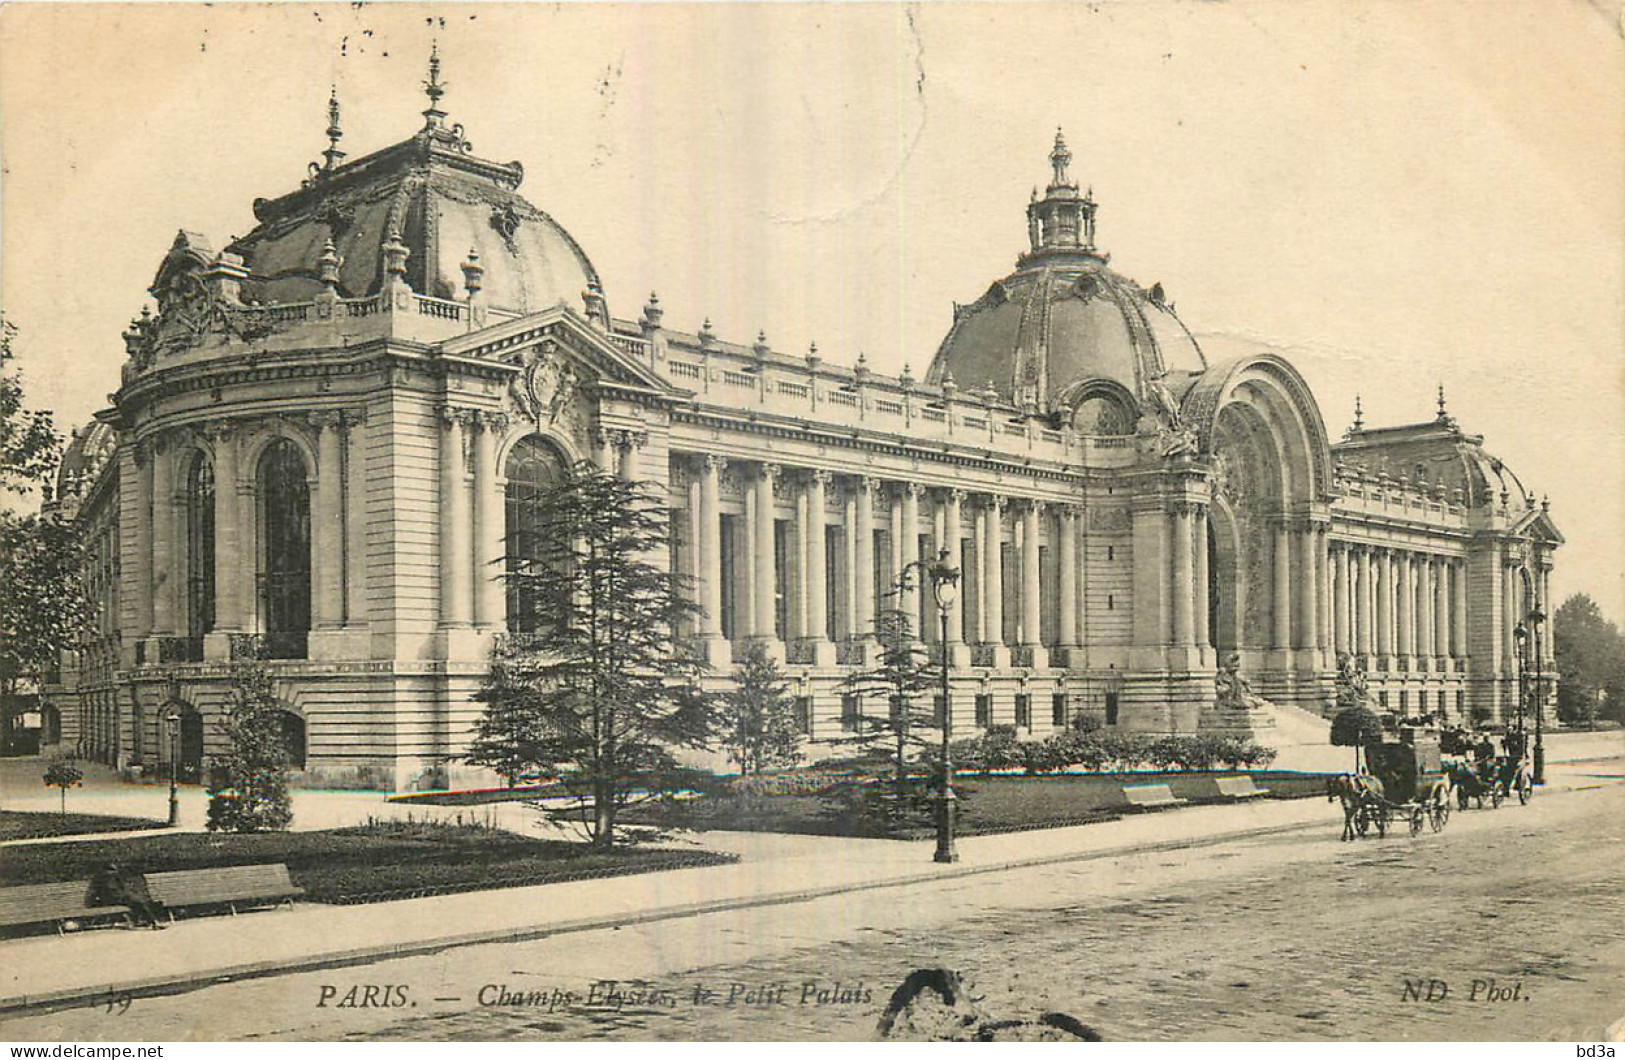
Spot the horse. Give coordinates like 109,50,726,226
1326,773,1384,841
1444,756,1498,809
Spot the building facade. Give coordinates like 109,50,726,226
43,71,1562,790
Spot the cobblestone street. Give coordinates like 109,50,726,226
7,763,1621,1042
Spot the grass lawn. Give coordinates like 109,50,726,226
0,810,167,842
0,819,737,905
637,770,1335,840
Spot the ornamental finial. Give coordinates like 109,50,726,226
423,42,447,127
1352,394,1364,433
1436,382,1448,421
1050,127,1073,189
322,86,345,172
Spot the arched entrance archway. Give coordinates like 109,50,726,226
161,703,205,783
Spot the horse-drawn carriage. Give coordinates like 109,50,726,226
1443,730,1533,810
1329,730,1452,840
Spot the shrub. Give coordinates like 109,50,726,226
42,755,83,815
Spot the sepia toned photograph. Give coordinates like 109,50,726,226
0,1,1621,1045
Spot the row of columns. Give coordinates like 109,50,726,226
438,409,516,630
1330,543,1468,665
131,413,370,644
689,458,1084,664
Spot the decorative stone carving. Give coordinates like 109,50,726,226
1215,652,1268,712
1087,506,1130,533
508,341,580,427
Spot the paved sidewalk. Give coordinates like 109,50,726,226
4,750,1621,1017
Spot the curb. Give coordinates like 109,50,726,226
0,816,1328,1017
4,770,1616,1018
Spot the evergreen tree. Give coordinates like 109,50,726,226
205,654,293,833
0,511,92,753
0,316,61,497
467,461,717,849
830,570,942,825
1553,593,1625,726
721,639,803,775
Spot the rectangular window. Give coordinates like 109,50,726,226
1379,690,1389,708
774,519,790,640
960,538,976,643
1001,541,1018,645
933,694,946,730
1039,543,1055,646
718,515,737,640
918,532,934,636
1399,690,1408,713
1438,689,1448,714
1052,692,1068,729
1105,691,1120,726
794,696,813,738
1015,694,1031,729
873,529,891,624
825,526,842,641
1455,689,1465,718
841,694,861,731
975,694,992,728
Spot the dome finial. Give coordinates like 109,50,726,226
322,85,345,172
423,41,448,128
1050,126,1073,189
1351,393,1365,433
1436,382,1448,421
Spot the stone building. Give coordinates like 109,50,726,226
42,65,1562,790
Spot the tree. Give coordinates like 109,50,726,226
0,315,61,497
829,573,941,826
467,461,717,850
0,511,92,753
42,755,83,815
205,655,293,833
720,639,802,775
1553,593,1625,726
1331,706,1384,773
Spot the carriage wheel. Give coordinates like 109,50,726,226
1431,797,1450,833
1409,807,1425,837
1517,773,1532,805
1490,783,1504,809
1373,806,1389,839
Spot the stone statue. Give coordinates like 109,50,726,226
1334,651,1371,712
1215,652,1268,712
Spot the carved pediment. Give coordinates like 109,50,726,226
441,304,681,398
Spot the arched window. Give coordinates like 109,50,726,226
258,439,311,652
276,710,307,770
186,453,216,640
504,436,567,632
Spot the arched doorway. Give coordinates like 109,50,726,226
276,710,307,770
258,438,311,658
177,709,204,782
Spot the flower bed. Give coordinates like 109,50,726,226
0,810,167,842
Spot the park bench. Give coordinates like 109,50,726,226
0,881,130,936
1120,783,1186,810
142,863,304,920
1212,776,1270,800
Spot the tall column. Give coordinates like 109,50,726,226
1355,547,1371,656
1375,549,1392,658
210,426,242,633
1272,521,1291,651
1059,504,1079,650
1502,560,1517,672
1333,545,1350,654
984,497,1005,647
790,483,808,642
699,456,724,640
1433,556,1449,662
1171,504,1194,647
806,470,830,648
471,414,506,630
440,409,473,628
150,440,176,636
314,414,346,630
902,483,922,629
343,410,368,628
1318,528,1333,652
1397,552,1414,660
133,442,155,638
754,463,779,650
616,432,639,481
1452,559,1468,659
1540,565,1555,667
1297,521,1318,654
855,477,875,639
842,482,858,640
973,499,988,644
1021,500,1044,649
943,490,966,646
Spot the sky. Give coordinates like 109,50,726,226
2,2,1621,620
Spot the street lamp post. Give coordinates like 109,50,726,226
1528,607,1546,784
164,709,181,826
927,548,961,865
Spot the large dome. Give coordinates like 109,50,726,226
223,81,604,318
925,133,1204,423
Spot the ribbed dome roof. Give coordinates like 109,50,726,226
924,132,1205,415
224,71,604,318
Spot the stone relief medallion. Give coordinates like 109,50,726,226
508,341,580,427
1088,507,1130,533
